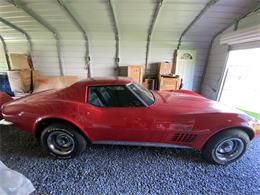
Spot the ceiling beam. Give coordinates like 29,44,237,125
176,0,220,50
57,0,91,77
0,35,11,70
6,0,65,76
199,5,260,95
145,0,163,74
0,17,32,56
107,0,120,73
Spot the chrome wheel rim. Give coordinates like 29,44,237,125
215,138,244,163
47,131,75,155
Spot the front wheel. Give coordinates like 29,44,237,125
202,129,250,165
40,123,87,158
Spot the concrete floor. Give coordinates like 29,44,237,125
0,126,260,194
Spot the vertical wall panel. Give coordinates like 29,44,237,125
32,38,61,76
201,35,229,99
115,0,153,68
65,1,115,77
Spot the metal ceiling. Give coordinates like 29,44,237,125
0,0,259,89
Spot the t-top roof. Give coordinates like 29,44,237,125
78,77,133,86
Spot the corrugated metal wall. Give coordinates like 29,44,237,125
0,0,259,90
201,10,260,99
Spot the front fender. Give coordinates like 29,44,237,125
192,113,255,150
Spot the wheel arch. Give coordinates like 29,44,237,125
199,126,255,150
34,117,91,143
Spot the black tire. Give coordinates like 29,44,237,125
40,123,87,159
202,129,250,165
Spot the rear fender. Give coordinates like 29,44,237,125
33,115,93,141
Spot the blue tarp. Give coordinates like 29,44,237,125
0,73,14,96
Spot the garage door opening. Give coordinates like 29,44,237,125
218,47,260,119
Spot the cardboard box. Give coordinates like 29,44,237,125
32,71,79,92
142,79,149,89
143,78,157,90
159,75,180,91
9,53,31,70
159,62,172,75
7,69,32,93
119,65,143,84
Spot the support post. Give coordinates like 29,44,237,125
145,0,163,74
107,0,120,74
56,0,91,77
0,35,11,70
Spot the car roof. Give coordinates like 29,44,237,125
78,77,133,86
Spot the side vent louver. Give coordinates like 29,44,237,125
172,133,197,143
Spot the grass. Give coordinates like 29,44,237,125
238,108,260,120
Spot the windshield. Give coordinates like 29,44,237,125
128,83,155,106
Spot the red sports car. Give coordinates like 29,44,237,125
0,77,259,164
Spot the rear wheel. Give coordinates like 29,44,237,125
40,123,87,158
202,129,250,165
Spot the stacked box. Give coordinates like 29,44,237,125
7,53,32,96
157,62,180,91
119,65,143,84
32,70,78,93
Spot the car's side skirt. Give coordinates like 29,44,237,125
92,141,192,149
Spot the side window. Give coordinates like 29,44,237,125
88,87,105,107
88,85,143,107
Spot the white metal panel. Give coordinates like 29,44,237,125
115,0,154,67
31,39,61,76
59,0,115,77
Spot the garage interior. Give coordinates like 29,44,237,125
0,0,260,194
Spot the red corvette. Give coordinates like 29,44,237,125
0,77,259,164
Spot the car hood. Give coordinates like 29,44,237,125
152,90,240,115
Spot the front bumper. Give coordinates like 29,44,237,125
0,119,14,125
256,125,260,137
250,119,260,137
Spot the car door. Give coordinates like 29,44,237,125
83,85,163,143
